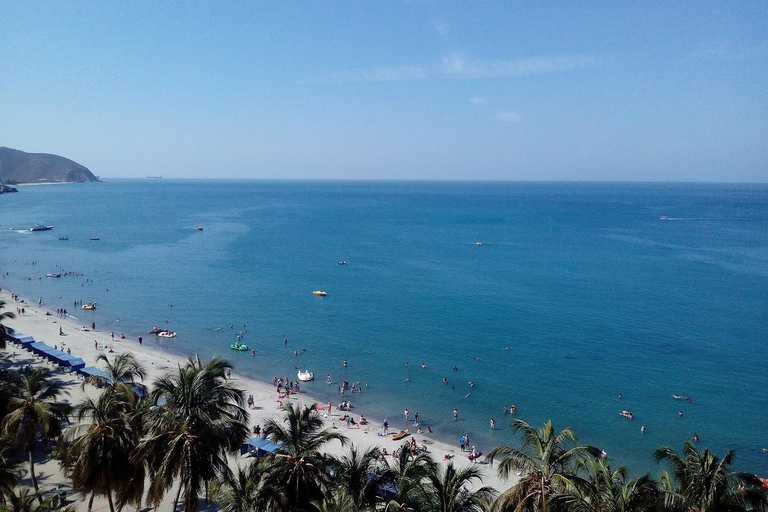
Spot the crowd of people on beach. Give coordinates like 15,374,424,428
3,277,710,464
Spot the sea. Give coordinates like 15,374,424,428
1,180,766,478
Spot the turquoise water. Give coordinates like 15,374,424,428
1,180,766,477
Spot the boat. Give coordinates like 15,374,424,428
230,343,248,351
297,370,315,381
30,223,53,231
338,260,346,265
146,175,163,179
475,241,483,246
89,237,100,241
195,226,204,231
81,303,96,310
312,290,327,296
660,216,670,220
149,326,164,334
158,331,177,338
391,429,409,441
620,410,634,419
467,449,483,461
46,273,61,278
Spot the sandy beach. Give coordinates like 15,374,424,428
1,287,516,511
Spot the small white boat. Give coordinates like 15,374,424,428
158,331,176,338
660,216,669,221
312,290,327,296
475,241,483,246
297,370,314,382
46,273,61,278
89,236,100,241
195,226,204,231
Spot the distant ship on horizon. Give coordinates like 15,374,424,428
146,175,163,179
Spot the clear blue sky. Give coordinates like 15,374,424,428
1,2,766,181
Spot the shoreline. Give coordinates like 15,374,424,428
1,287,516,508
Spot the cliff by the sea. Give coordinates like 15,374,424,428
0,146,100,184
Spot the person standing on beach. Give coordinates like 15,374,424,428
383,419,389,434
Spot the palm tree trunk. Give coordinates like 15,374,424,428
173,484,182,512
29,450,43,503
87,492,95,512
107,489,116,512
541,476,547,512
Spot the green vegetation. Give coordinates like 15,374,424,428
0,300,15,351
0,352,766,512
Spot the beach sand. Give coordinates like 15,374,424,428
1,288,517,511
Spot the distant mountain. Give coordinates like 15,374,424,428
0,147,100,184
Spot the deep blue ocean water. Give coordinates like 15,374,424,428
1,180,766,477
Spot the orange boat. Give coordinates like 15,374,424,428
391,429,409,441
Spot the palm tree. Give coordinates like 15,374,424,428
0,299,15,351
654,441,765,512
261,402,348,512
1,367,72,495
211,461,276,512
0,370,23,432
81,353,146,404
335,444,387,512
137,355,249,512
0,487,74,512
382,447,436,511
485,419,600,512
425,462,496,512
551,458,658,512
0,438,20,505
68,392,145,512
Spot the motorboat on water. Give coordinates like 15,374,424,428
660,216,670,221
297,370,314,381
30,223,53,231
195,226,204,231
620,410,634,419
81,303,96,310
89,236,100,241
158,330,177,338
475,241,483,246
46,273,61,278
312,290,327,296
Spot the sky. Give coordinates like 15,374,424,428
0,1,766,181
